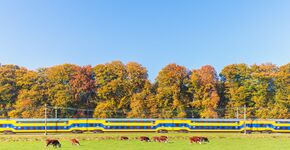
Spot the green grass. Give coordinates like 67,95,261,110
0,133,289,150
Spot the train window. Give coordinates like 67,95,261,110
275,121,290,124
16,121,68,124
106,120,155,123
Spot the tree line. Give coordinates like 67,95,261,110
0,61,289,119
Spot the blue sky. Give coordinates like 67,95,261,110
0,0,289,81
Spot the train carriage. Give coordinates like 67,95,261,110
0,118,289,134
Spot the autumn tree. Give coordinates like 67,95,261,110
155,64,191,118
0,65,25,117
272,63,290,118
220,64,252,118
9,69,48,118
189,65,220,118
126,62,148,94
93,61,129,118
126,62,152,118
45,64,80,117
127,81,156,118
250,63,279,118
70,65,96,117
0,61,289,119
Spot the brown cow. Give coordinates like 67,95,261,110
120,136,129,140
46,139,61,148
152,136,168,143
71,138,80,146
189,136,202,144
152,136,160,142
140,136,150,142
159,136,168,143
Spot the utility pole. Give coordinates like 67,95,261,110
55,107,58,119
236,107,239,119
243,105,246,135
44,103,47,135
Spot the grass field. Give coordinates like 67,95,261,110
0,133,289,150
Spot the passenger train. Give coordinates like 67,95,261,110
0,118,289,134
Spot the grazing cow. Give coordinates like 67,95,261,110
200,137,209,143
140,136,150,142
46,139,61,148
152,136,160,142
189,136,202,144
159,136,168,143
120,136,129,140
71,138,80,146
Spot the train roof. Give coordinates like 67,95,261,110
0,118,289,122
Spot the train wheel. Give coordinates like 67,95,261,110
92,130,104,133
71,130,83,134
3,130,15,135
157,130,168,133
178,129,189,133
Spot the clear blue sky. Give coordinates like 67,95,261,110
0,0,289,81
